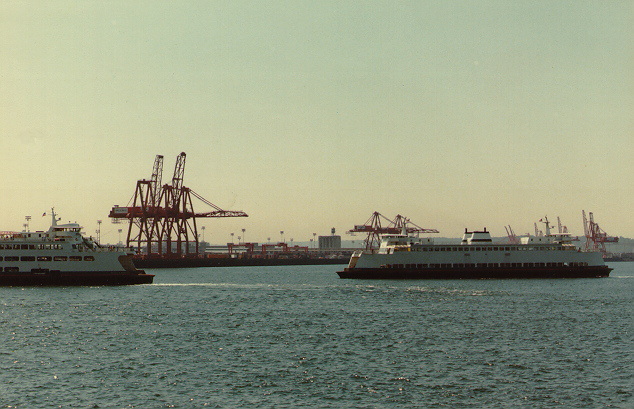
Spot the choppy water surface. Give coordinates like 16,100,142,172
1,263,632,408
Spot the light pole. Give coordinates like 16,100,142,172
280,231,284,243
230,232,234,244
242,228,246,244
97,220,102,245
24,215,31,232
313,233,316,248
118,229,122,246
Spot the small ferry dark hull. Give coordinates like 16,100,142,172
337,265,612,279
0,270,154,286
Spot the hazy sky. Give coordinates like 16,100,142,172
1,1,632,244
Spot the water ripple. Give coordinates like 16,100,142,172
1,262,632,408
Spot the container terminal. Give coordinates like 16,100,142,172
107,152,626,268
108,153,356,268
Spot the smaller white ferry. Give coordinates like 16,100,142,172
0,210,153,286
338,218,611,279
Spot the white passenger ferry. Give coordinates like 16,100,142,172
0,210,153,286
338,219,611,279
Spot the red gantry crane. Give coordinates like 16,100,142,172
582,210,618,254
347,211,439,250
109,152,248,257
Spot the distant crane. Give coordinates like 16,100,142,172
557,216,580,241
504,225,520,244
347,211,439,250
582,210,618,254
109,152,248,257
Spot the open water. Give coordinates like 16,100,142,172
1,262,632,408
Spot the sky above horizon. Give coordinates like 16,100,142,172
1,1,632,245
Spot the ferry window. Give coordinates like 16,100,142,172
29,245,35,249
20,256,35,261
37,256,52,262
54,256,68,261
5,256,19,261
0,257,2,261
21,245,28,250
70,256,82,261
84,256,95,261
4,267,19,272
493,247,498,251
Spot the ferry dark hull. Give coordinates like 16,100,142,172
337,265,612,279
0,271,154,286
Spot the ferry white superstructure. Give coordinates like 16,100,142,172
338,219,611,279
0,210,153,286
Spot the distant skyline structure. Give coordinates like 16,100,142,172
1,2,632,244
